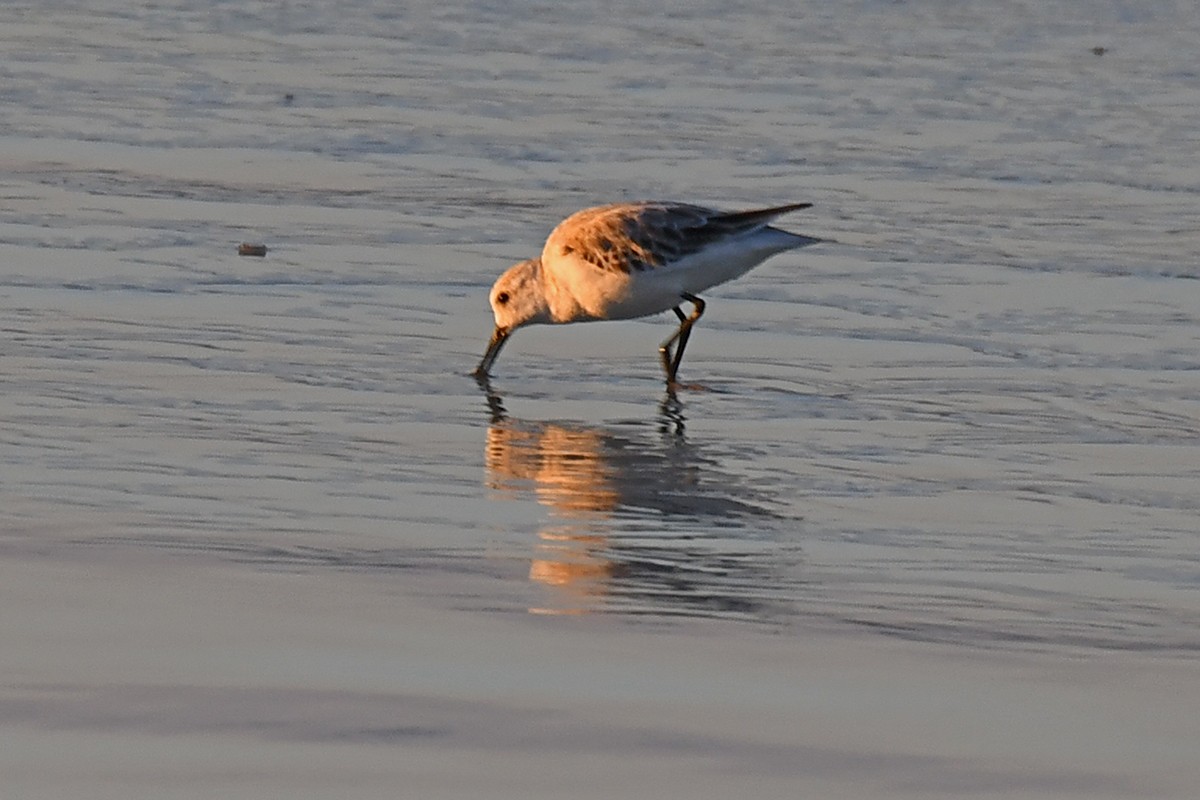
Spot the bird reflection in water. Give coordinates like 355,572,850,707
480,381,799,621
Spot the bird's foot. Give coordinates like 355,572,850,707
666,379,710,393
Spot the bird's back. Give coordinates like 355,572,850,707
540,201,819,321
543,201,815,273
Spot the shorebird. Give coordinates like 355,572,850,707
473,201,821,387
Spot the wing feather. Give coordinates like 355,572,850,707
545,202,812,275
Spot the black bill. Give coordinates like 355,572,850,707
472,325,510,377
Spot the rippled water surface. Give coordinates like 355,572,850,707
3,1,1199,797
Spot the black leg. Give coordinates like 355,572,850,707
670,295,705,377
657,293,705,386
659,306,686,380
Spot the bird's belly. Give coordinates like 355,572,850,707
599,271,688,320
548,255,682,322
600,246,767,319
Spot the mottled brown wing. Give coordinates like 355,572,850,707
553,202,812,274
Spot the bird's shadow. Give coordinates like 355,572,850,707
475,372,509,424
474,375,802,623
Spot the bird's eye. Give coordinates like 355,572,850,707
496,291,510,305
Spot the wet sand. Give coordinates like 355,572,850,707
6,551,1199,799
3,1,1199,797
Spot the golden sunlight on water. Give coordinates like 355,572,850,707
481,404,795,619
5,1,1200,795
486,424,623,516
486,422,623,613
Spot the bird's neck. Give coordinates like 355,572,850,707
539,264,594,324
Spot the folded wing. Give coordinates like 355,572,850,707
544,202,813,275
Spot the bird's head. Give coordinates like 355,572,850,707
474,258,550,378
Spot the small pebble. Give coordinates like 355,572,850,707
238,243,268,257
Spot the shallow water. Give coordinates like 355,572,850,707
3,1,1199,797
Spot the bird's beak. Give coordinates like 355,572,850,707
473,325,511,378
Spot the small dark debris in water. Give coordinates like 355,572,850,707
238,243,268,257
1091,46,1107,56
284,93,295,104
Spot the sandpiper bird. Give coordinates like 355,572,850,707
473,201,822,387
